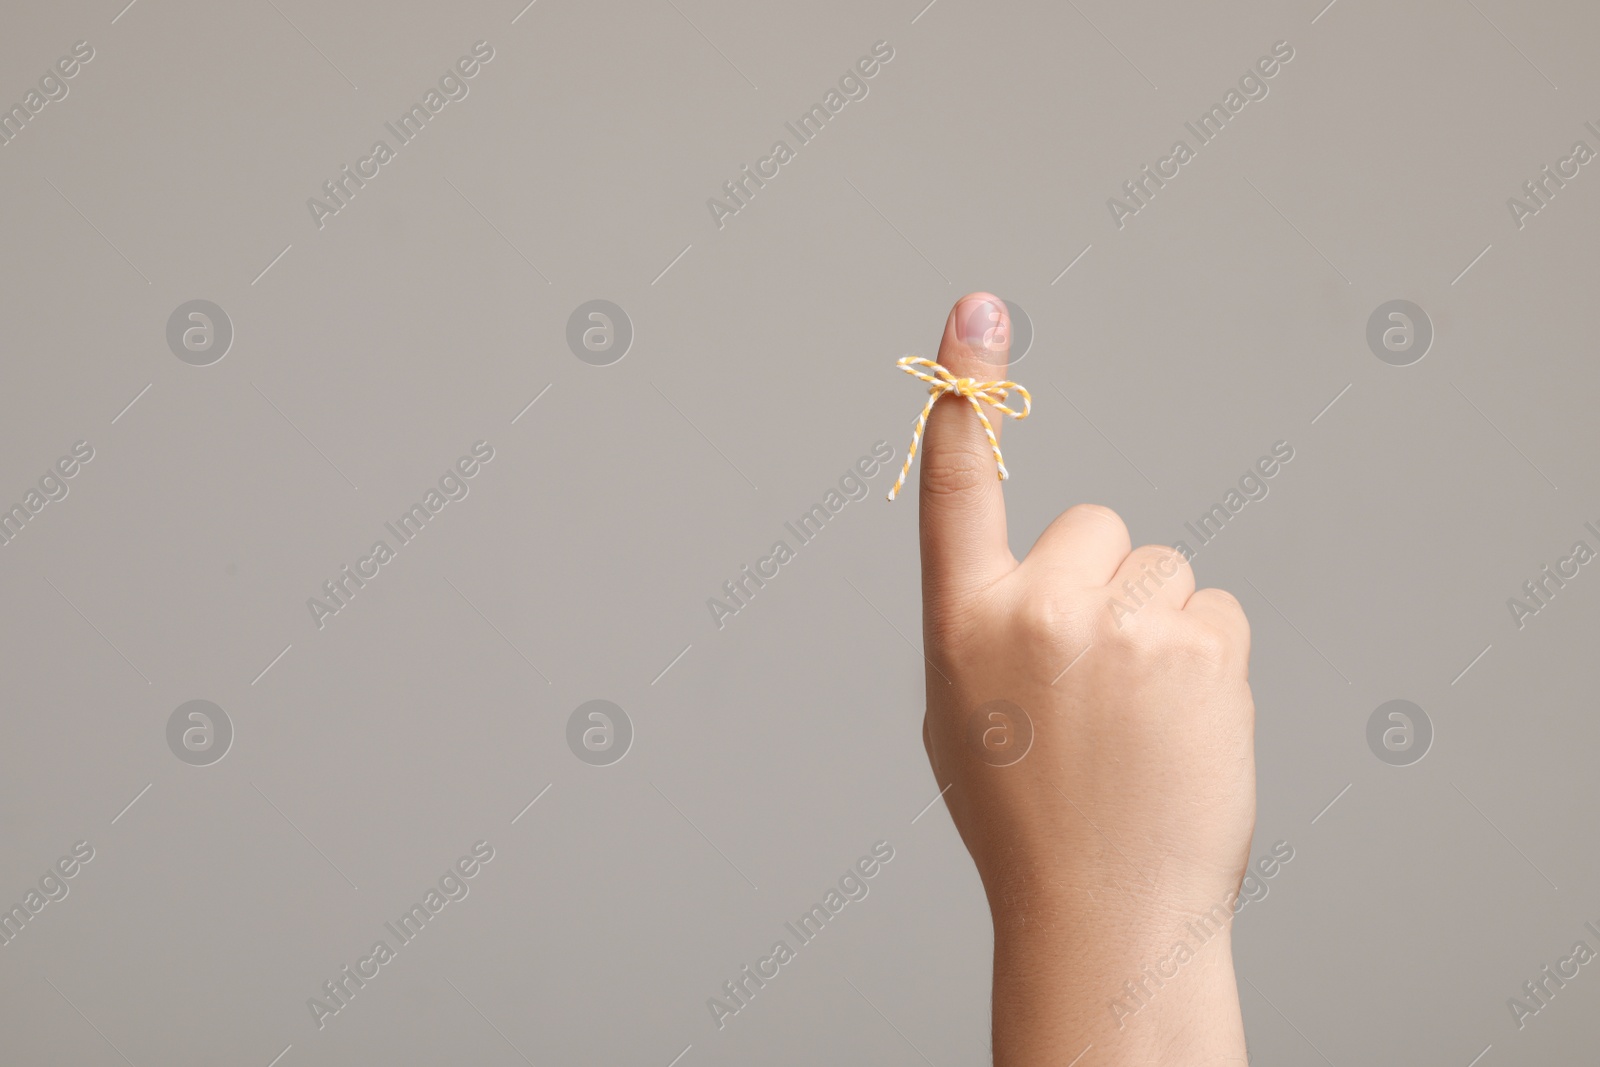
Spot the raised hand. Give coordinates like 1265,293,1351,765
914,293,1257,1065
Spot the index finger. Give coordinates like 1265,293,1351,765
918,292,1018,599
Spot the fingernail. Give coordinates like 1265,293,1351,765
957,298,1005,350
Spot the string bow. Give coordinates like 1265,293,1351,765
886,356,1031,501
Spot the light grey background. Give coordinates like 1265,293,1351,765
1,0,1596,1063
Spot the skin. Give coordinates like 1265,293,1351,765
915,293,1256,1065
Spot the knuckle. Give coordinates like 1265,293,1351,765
1100,598,1159,647
1131,543,1189,575
1065,502,1129,541
1175,623,1231,669
1194,588,1251,639
1100,607,1234,673
1016,593,1066,644
920,451,995,499
1206,588,1246,618
1013,592,1089,658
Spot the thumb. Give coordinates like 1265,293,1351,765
918,292,1017,599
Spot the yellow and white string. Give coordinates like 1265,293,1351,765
886,356,1032,501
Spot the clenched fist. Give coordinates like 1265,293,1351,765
914,294,1256,1065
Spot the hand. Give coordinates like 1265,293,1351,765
915,293,1257,1065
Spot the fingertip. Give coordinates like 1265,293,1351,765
945,293,1011,372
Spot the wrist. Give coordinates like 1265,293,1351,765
990,900,1247,1066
